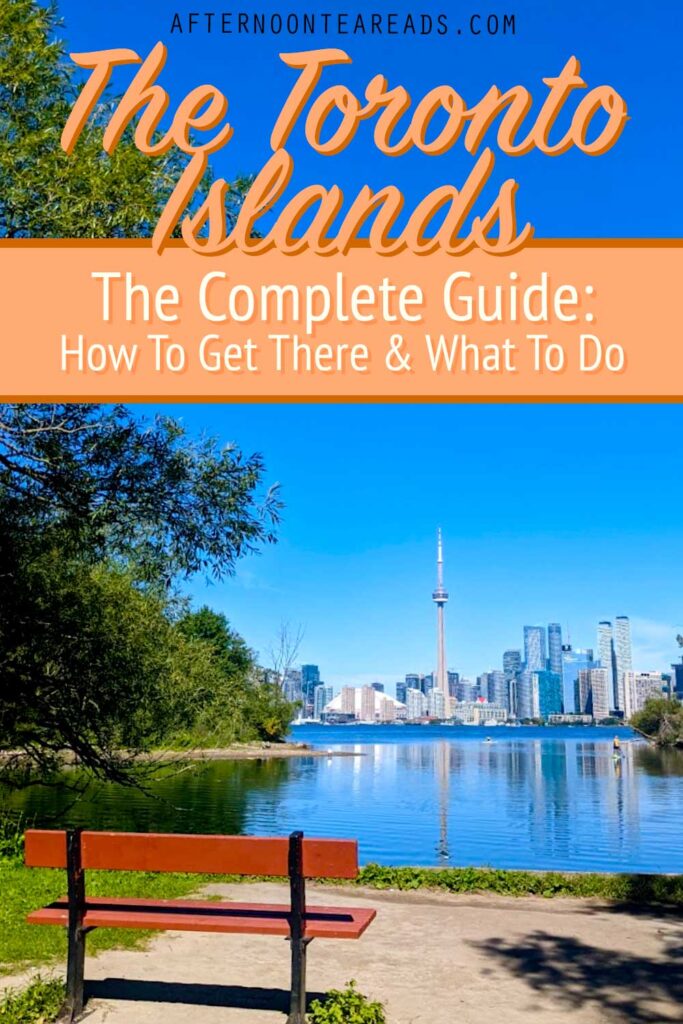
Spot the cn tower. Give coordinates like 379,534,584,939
432,528,449,698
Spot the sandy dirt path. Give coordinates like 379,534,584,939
5,882,681,1023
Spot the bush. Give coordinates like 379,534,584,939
308,981,386,1024
0,977,64,1023
0,817,24,863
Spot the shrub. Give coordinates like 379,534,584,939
0,816,24,863
308,981,386,1024
0,977,64,1023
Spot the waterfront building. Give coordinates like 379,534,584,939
378,695,396,722
536,670,563,720
548,623,563,679
614,616,633,711
516,670,539,720
561,645,595,714
283,669,303,705
671,659,683,700
455,677,474,702
488,670,509,712
405,687,427,721
428,687,446,720
326,687,406,722
301,664,320,711
432,529,449,700
548,713,593,725
340,686,356,716
578,668,611,721
454,701,507,725
597,622,617,711
524,626,547,672
623,671,666,717
313,683,334,721
371,682,385,693
360,686,376,722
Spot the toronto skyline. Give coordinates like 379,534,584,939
133,403,683,688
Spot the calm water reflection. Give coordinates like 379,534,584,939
4,726,682,873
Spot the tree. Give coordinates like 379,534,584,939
0,404,282,581
176,607,296,745
631,697,683,748
0,403,284,784
0,0,189,238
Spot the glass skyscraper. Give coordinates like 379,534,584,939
523,625,547,672
536,670,563,719
561,644,595,713
548,623,563,679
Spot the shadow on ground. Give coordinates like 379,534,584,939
471,929,683,1024
86,979,326,1014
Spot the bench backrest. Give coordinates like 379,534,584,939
24,829,359,879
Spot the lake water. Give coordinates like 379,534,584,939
5,725,683,874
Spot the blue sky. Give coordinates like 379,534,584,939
54,3,683,689
57,0,683,236
137,403,683,690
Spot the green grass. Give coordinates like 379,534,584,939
354,863,683,902
0,859,215,976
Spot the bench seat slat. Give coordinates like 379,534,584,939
27,897,376,940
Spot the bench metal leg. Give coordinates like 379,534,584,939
59,829,86,1023
61,923,86,1022
287,830,311,1024
288,935,312,1024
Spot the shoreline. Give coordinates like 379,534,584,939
0,742,362,767
149,743,362,762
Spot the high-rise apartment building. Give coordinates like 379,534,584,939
623,671,665,717
455,677,474,702
548,623,563,679
396,680,408,705
597,622,617,711
503,649,522,678
405,687,427,721
371,682,385,693
578,668,610,721
524,626,547,672
488,670,509,712
340,686,355,716
283,669,303,705
447,671,459,698
360,686,376,722
614,616,633,710
516,670,539,720
428,688,446,719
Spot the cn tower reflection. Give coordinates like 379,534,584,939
436,740,450,862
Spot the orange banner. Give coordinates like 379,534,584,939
1,240,681,400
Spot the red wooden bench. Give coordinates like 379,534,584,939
25,828,376,1023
